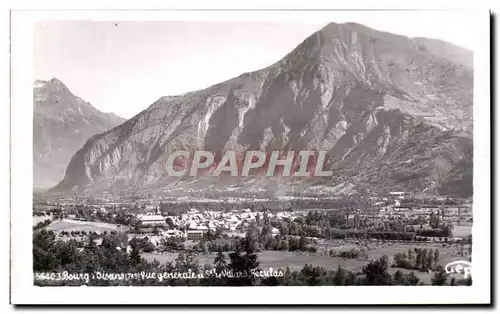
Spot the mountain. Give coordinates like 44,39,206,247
34,78,125,188
52,22,473,197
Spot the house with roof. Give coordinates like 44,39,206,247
138,214,166,225
186,230,204,241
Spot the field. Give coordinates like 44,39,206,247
142,250,364,272
452,224,473,238
142,241,469,284
46,219,129,233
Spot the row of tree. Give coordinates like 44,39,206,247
416,227,453,238
392,248,441,272
266,210,453,242
33,219,52,230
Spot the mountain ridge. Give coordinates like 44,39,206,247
51,22,473,197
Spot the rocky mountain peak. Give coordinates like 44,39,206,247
35,77,72,98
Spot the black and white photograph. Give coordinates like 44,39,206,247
9,7,491,305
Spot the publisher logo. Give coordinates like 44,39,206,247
445,260,472,278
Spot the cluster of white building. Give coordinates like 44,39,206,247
137,208,300,238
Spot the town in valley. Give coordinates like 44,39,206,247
33,189,473,286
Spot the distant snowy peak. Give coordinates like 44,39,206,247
34,78,125,126
33,78,126,189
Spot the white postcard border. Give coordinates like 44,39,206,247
9,7,491,305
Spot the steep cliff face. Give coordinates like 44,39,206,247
34,78,125,188
53,22,473,197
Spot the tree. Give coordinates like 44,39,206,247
406,272,420,286
227,236,260,286
175,250,200,274
433,249,440,265
423,249,434,271
345,272,357,285
260,224,272,244
87,232,98,250
281,240,289,251
261,275,280,286
300,264,323,286
143,242,156,253
198,240,209,255
214,251,228,274
431,265,448,286
443,224,454,238
362,256,392,285
463,276,472,286
419,249,430,270
298,236,307,250
333,266,347,285
281,266,293,286
353,213,361,229
205,224,213,241
101,232,128,249
429,211,441,229
160,236,184,252
265,236,277,251
407,249,415,266
414,249,422,269
263,212,270,226
166,217,175,229
393,270,403,284
245,224,260,252
33,230,57,271
214,227,224,240
129,243,143,266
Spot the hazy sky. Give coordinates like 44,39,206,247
35,13,478,119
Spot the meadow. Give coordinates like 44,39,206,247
142,241,468,284
452,224,473,238
46,218,129,233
